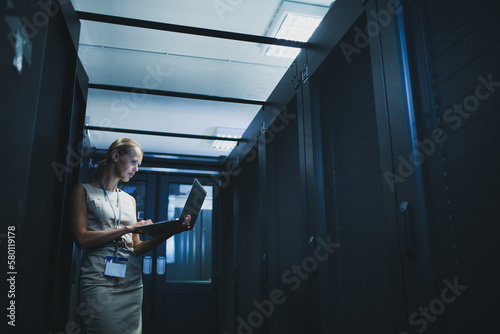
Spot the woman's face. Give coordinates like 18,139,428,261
114,146,143,182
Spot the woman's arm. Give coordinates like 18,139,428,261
70,184,150,250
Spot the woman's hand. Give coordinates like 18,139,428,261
132,215,192,255
127,219,153,234
170,215,192,235
182,214,192,230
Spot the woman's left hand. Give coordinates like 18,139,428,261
171,215,191,234
181,214,192,231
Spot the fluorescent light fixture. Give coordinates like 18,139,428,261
211,127,244,151
265,45,302,59
264,1,330,58
275,13,324,42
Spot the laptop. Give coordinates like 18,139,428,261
136,178,207,237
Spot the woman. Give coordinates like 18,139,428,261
70,138,191,334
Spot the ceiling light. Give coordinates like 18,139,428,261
264,1,330,58
211,127,244,151
275,13,324,42
265,14,323,58
265,45,302,59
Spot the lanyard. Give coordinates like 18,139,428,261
98,178,122,229
98,178,122,256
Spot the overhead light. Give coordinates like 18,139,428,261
275,13,324,42
211,127,244,151
264,2,330,58
265,45,302,59
265,13,323,59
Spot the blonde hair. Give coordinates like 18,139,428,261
93,138,143,180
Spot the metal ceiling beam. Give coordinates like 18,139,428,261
89,83,266,106
85,125,244,142
76,11,309,48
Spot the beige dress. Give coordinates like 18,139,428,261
78,184,143,334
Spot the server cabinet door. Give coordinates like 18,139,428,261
405,0,500,332
152,174,217,334
311,7,412,333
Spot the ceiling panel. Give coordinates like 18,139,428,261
72,0,333,36
79,46,288,101
78,20,292,67
85,89,261,136
72,0,281,36
85,89,261,157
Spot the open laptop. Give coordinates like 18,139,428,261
135,178,207,237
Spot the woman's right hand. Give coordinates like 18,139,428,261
127,219,153,234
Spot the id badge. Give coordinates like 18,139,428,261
104,256,128,278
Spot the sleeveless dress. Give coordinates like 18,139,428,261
78,184,143,334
